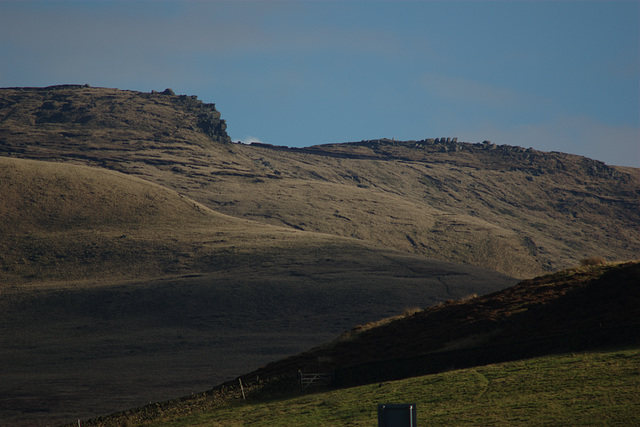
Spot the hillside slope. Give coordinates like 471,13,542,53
0,155,518,426
71,262,640,426
215,140,639,278
2,86,638,278
250,261,640,381
0,155,337,285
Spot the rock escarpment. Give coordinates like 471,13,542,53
0,85,231,148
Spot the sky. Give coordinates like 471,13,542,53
1,1,638,167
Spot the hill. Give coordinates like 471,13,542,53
0,155,318,284
0,156,517,427
1,85,638,425
2,86,639,278
251,260,640,381
78,261,640,426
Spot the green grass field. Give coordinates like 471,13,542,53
150,348,640,426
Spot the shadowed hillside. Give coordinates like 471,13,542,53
2,86,638,278
69,261,640,426
251,261,640,380
0,156,517,426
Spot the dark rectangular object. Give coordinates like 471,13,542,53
378,403,417,427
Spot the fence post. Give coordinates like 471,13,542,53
239,378,246,400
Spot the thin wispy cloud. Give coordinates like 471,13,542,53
238,136,264,145
419,72,525,107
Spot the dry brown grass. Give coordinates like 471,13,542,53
402,306,423,316
580,256,607,266
335,306,425,343
1,86,638,279
0,156,348,286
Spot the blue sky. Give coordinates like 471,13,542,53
1,1,638,167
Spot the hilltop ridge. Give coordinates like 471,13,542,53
1,85,230,144
314,137,624,179
0,85,230,160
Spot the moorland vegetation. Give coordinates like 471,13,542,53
2,86,638,278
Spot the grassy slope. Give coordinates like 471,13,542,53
155,348,640,426
216,141,640,278
105,139,640,278
2,86,639,278
0,156,335,285
0,155,517,292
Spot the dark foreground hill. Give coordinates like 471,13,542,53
254,260,640,381
79,261,640,426
1,86,639,278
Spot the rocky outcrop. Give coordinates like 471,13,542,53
0,85,232,145
197,107,228,141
